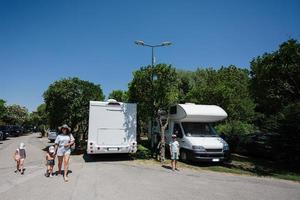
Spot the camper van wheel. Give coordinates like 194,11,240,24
180,150,188,162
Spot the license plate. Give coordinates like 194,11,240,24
212,158,220,162
109,148,118,151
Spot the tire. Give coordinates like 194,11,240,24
180,149,188,162
0,133,3,140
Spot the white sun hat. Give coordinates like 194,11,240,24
49,146,55,153
19,143,25,149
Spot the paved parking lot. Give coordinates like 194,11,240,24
0,134,300,200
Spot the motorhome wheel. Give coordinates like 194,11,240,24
180,150,188,162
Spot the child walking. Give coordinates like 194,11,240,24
13,143,26,175
170,134,180,171
45,146,55,177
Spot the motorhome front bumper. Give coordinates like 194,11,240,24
185,149,230,162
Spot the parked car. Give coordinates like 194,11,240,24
47,129,58,142
0,125,9,139
0,131,5,140
9,125,23,137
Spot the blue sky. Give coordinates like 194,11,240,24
1,0,300,112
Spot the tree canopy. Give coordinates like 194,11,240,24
2,104,29,125
128,64,179,134
43,77,105,137
108,90,128,102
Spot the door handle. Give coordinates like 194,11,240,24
181,140,185,143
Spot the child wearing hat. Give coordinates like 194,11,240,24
45,146,55,177
170,134,180,171
13,143,26,175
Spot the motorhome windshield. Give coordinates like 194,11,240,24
181,122,217,137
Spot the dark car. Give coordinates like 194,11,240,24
10,125,23,137
0,126,9,140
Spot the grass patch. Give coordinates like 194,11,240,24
133,152,300,182
186,154,300,182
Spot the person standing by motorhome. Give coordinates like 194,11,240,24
170,134,180,171
13,143,26,175
54,124,75,182
45,146,55,177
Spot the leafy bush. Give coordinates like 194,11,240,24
133,144,152,159
216,121,257,153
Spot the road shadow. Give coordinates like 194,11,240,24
161,165,173,171
83,153,134,163
53,170,73,175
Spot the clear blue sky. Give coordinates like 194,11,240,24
1,0,300,112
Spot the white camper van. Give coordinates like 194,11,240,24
164,103,230,162
87,99,137,154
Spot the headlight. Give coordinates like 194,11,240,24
223,144,229,151
192,146,206,151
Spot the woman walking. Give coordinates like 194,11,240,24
54,124,75,182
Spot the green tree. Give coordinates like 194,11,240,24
43,77,105,144
26,104,48,132
2,104,29,125
188,66,256,123
250,39,300,164
176,70,195,103
0,99,6,125
186,66,257,151
250,39,300,115
128,64,179,161
108,90,128,102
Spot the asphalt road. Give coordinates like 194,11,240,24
0,134,300,200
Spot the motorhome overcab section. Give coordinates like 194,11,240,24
87,99,137,154
164,103,230,162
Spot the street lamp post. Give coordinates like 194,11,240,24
135,40,172,69
135,40,172,155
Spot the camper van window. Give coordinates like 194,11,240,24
170,106,177,114
173,123,183,138
181,122,217,137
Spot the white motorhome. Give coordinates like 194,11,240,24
87,99,137,154
164,103,230,162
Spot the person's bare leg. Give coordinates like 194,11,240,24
20,159,24,174
15,160,20,173
57,156,63,175
50,165,54,177
175,160,179,170
63,154,70,181
171,160,175,171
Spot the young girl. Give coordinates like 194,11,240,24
13,143,26,175
170,134,180,171
45,146,55,177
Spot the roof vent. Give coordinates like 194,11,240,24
107,99,120,105
107,99,117,103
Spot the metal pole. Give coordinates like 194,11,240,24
151,46,154,155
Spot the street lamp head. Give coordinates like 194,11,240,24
135,40,145,46
161,41,172,46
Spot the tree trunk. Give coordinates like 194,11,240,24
159,116,169,164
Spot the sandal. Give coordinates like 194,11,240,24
64,176,69,182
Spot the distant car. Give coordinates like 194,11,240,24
47,129,58,142
0,126,9,139
0,131,5,140
9,125,23,137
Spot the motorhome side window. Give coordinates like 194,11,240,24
181,122,217,137
173,123,183,138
